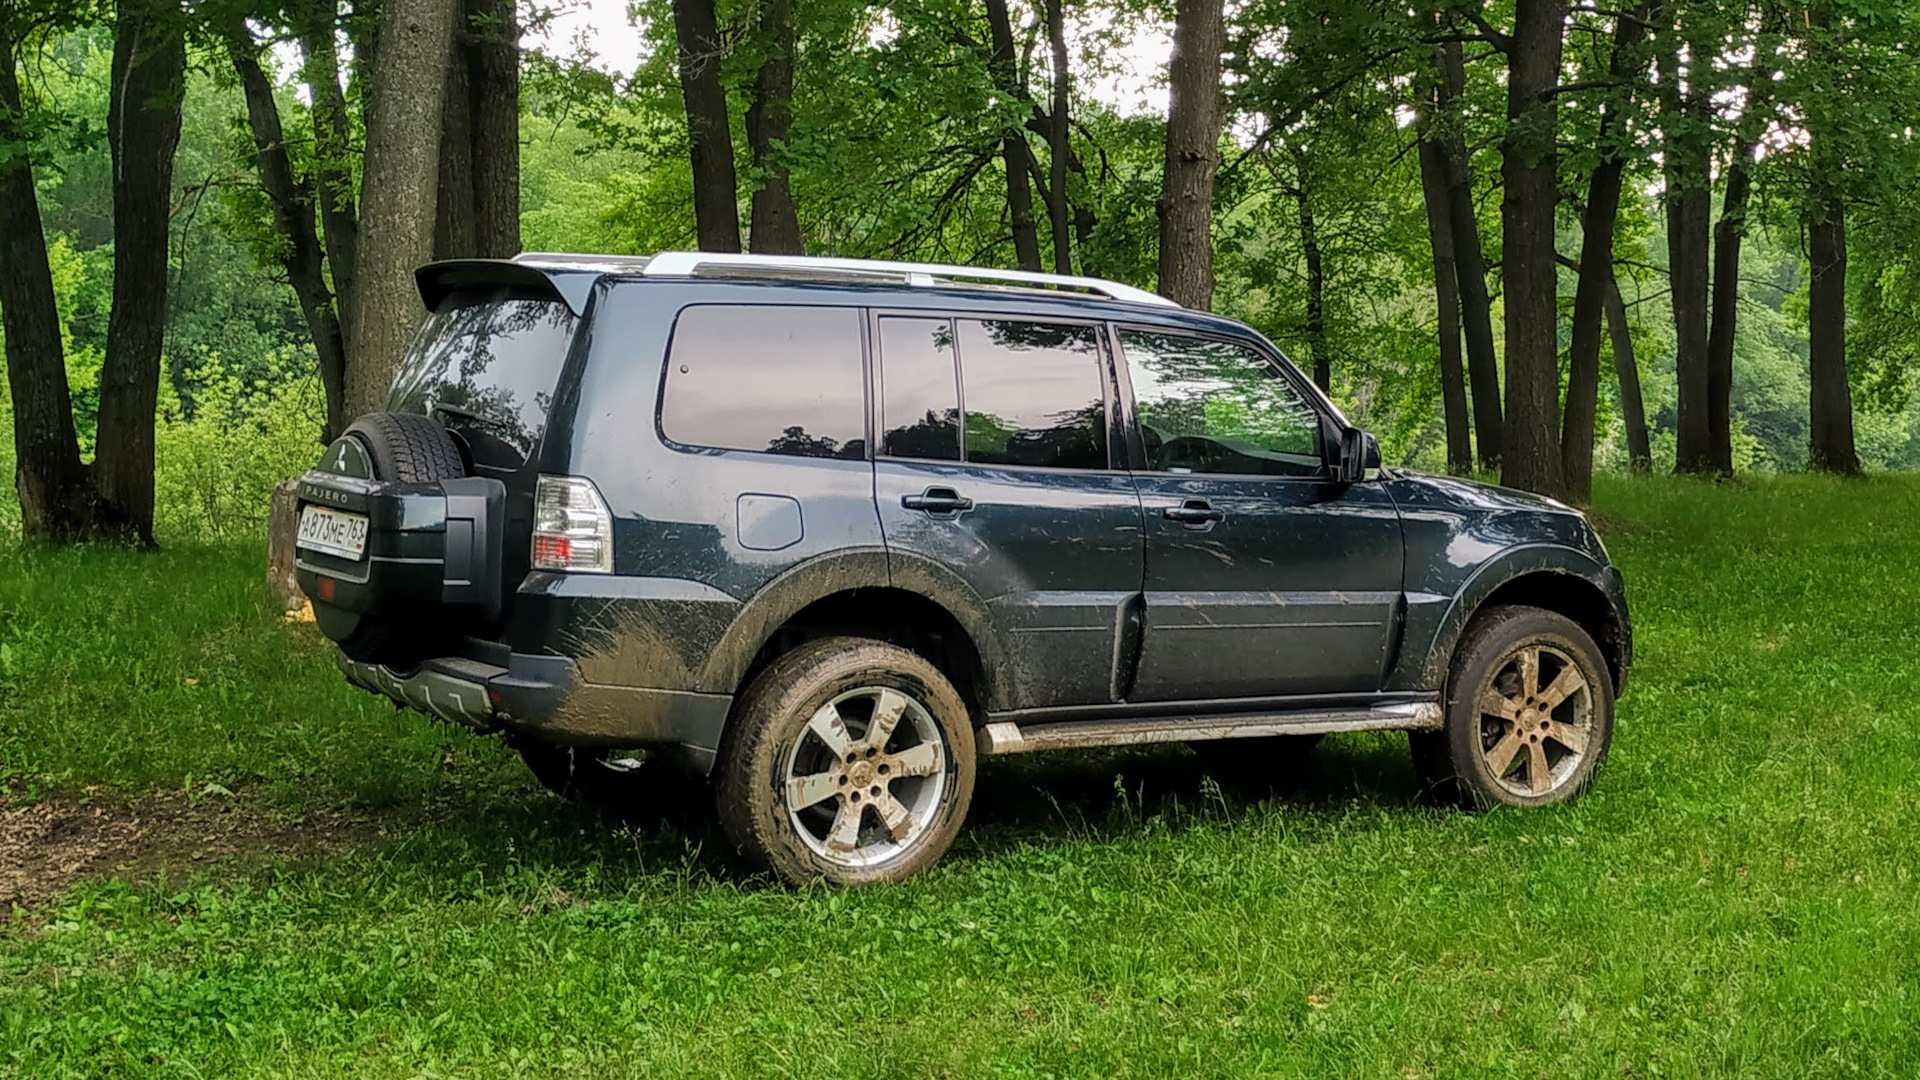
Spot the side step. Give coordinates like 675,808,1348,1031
978,701,1443,756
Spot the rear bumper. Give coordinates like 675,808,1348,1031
337,647,733,774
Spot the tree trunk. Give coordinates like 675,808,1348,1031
672,0,741,252
434,18,476,261
1436,41,1501,469
1705,142,1756,476
299,3,360,346
1043,0,1072,274
345,0,458,419
985,0,1042,272
746,0,802,253
0,34,96,541
1157,0,1224,309
1417,133,1473,476
1561,1,1653,503
92,0,187,546
1604,272,1652,474
225,18,349,441
1658,24,1713,476
1293,146,1329,393
468,0,521,258
1497,0,1567,498
1807,198,1857,473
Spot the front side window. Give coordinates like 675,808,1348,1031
660,305,867,460
1119,329,1323,477
956,319,1108,470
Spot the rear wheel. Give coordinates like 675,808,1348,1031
715,638,976,887
1414,605,1614,809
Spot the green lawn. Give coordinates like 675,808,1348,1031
1,475,1917,1077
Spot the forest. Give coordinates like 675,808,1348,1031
3,0,1919,547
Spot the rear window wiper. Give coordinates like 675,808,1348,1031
430,402,484,423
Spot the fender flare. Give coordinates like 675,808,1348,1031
1413,544,1629,691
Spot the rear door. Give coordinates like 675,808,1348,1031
1115,326,1404,701
871,313,1144,711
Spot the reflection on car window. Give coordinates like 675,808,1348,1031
957,320,1107,470
878,317,961,461
1119,329,1323,477
661,305,868,461
387,291,576,459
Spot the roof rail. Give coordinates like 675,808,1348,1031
512,252,654,273
638,251,1179,308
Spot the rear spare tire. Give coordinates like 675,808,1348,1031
311,413,468,665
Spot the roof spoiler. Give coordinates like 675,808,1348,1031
414,258,605,317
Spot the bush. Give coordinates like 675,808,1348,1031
153,349,326,542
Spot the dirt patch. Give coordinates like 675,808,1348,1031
1,793,374,910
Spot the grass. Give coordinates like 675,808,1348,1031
2,474,1918,1077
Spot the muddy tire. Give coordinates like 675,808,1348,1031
1418,605,1614,810
715,637,976,887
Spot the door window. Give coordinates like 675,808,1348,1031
877,316,962,461
957,319,1108,470
660,305,867,460
1118,329,1324,477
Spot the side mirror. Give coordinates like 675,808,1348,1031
1336,427,1380,484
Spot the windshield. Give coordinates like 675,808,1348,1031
387,289,577,459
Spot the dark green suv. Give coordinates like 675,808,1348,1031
296,251,1631,886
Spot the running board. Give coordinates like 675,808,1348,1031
978,702,1443,756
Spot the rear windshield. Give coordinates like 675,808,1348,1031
387,288,577,458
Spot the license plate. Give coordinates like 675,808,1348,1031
297,505,369,560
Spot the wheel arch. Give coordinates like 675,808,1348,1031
1415,546,1631,696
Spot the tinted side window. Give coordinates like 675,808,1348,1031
661,305,867,460
1119,329,1323,477
957,320,1108,470
877,316,961,461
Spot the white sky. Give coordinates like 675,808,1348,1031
532,0,1172,116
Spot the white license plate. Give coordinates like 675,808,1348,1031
297,505,369,560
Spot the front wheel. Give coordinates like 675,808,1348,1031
1412,605,1614,809
715,638,976,887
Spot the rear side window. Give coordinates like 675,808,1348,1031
957,320,1107,470
660,305,867,460
388,289,576,457
876,316,1109,471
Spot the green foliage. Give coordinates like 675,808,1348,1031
3,478,1920,1074
153,351,325,541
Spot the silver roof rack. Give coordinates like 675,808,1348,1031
512,252,654,273
638,251,1179,308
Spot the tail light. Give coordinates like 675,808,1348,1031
532,475,613,573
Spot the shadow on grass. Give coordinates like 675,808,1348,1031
332,731,1438,893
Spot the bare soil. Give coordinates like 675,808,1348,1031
0,793,372,910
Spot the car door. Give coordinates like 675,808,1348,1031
871,312,1144,711
1115,325,1404,702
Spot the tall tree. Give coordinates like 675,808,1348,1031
1561,1,1655,503
1705,32,1776,476
296,0,359,340
1657,12,1714,475
1043,0,1071,274
1605,274,1653,472
1804,4,1857,473
0,23,95,540
672,0,741,252
436,0,521,260
1433,40,1502,469
1416,127,1473,475
344,0,459,417
223,16,349,440
983,0,1042,271
92,0,188,544
746,0,802,253
1495,0,1568,497
1158,0,1225,309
